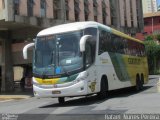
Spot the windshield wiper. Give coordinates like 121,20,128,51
61,65,70,77
48,64,55,67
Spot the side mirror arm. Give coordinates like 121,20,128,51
23,43,35,59
80,35,92,52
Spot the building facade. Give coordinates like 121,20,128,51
0,0,144,92
142,0,158,13
136,12,160,40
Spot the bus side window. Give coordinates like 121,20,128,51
116,36,124,54
137,43,142,56
123,39,128,55
141,44,146,56
99,30,107,54
84,28,97,39
105,32,112,52
111,34,119,53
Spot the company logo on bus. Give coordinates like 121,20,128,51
128,58,141,65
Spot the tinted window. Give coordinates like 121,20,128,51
98,28,145,56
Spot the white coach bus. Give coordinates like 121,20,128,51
23,21,148,103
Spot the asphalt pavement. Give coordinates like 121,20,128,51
0,75,159,120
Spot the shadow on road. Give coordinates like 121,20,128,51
40,86,152,108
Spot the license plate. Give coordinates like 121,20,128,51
42,80,52,84
52,91,61,94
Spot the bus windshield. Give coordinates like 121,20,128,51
34,31,83,76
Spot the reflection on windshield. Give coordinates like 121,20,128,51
35,36,56,68
56,32,81,66
34,31,83,75
35,36,56,67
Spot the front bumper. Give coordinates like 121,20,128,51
33,80,88,98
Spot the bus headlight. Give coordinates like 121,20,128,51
32,77,40,86
74,71,89,83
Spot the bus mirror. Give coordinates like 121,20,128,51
80,35,92,52
23,43,35,59
33,38,36,42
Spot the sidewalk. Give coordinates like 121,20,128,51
149,75,160,79
0,89,33,101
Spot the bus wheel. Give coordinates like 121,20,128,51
135,74,143,91
97,77,108,99
58,97,65,104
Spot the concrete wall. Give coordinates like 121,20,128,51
0,0,10,21
46,0,54,18
19,0,28,16
12,43,33,65
88,0,94,21
105,0,111,25
0,0,4,19
33,0,41,17
68,0,75,21
0,42,33,65
125,0,131,27
119,0,125,27
79,0,85,21
131,0,138,27
97,0,103,23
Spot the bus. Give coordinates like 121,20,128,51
23,21,148,103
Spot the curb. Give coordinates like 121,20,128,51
0,95,32,99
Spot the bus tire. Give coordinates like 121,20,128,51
135,74,143,91
58,97,65,104
97,76,108,99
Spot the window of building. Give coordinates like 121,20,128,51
14,0,19,15
109,0,117,26
65,0,69,20
94,16,97,22
130,0,134,27
74,0,80,21
93,0,98,7
27,0,34,16
53,0,61,19
144,21,149,26
85,14,88,21
131,21,134,27
84,0,89,21
102,0,107,25
40,0,46,17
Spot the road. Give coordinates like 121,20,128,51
0,77,160,120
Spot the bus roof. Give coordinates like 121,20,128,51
37,21,99,36
37,21,143,44
97,23,143,44
111,28,143,44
